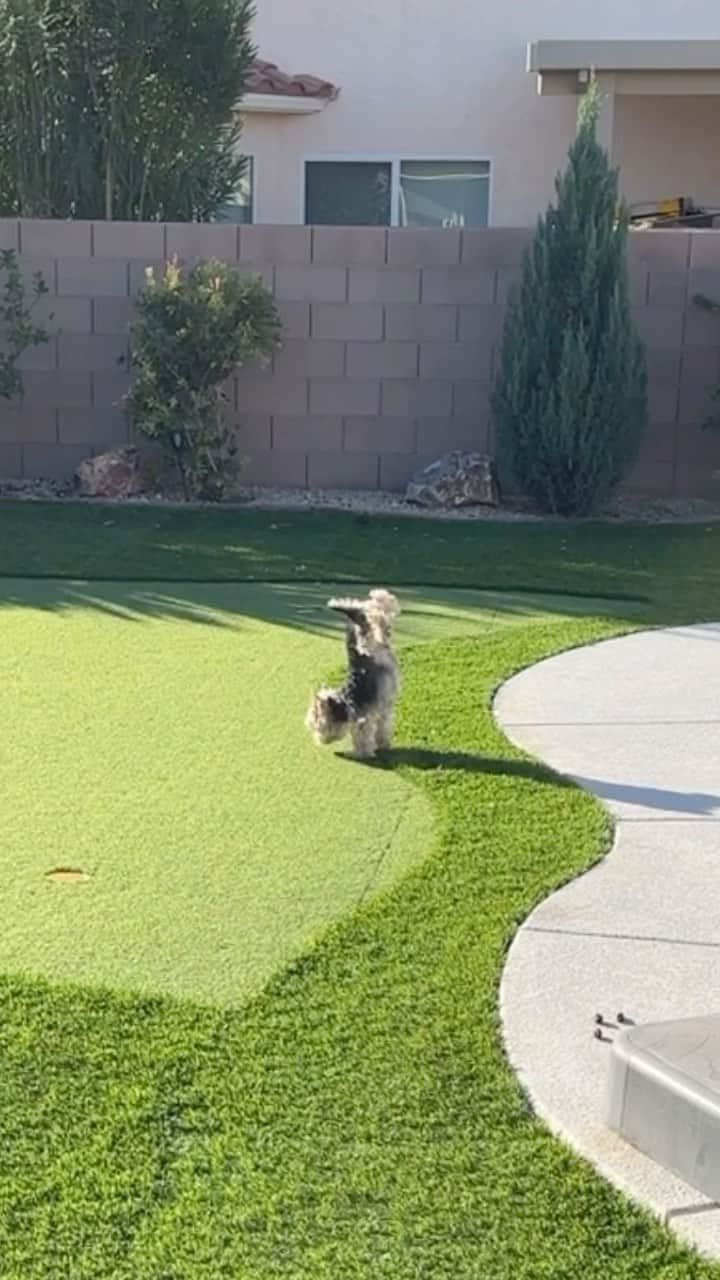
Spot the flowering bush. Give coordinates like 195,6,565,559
128,257,281,500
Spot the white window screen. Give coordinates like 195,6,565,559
399,161,490,228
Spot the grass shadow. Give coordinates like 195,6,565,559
0,578,645,637
575,774,720,816
347,745,576,790
2,499,717,625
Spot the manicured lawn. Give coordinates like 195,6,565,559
0,501,718,1279
2,499,720,619
2,579,555,1005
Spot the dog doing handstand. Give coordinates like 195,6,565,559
305,589,400,759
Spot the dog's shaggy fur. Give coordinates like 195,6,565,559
305,589,400,759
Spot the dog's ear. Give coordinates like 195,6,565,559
315,688,349,724
326,693,349,722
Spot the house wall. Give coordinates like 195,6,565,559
244,0,719,225
613,95,720,211
1,218,720,500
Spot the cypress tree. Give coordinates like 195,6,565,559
492,81,647,516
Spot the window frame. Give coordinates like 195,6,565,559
301,153,493,227
214,153,255,225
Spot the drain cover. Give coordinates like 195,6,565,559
45,867,91,884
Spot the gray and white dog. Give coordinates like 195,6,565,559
305,589,400,759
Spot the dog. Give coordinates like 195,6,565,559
305,589,400,759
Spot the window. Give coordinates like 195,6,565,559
303,158,490,227
305,161,392,226
215,158,254,224
399,161,490,229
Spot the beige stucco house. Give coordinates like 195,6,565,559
235,1,720,229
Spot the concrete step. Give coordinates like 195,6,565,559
607,1014,720,1201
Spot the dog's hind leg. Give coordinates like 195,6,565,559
375,706,394,750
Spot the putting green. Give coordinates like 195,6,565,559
0,580,592,1005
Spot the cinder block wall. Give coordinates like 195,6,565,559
1,217,719,497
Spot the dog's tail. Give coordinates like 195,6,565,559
327,590,400,636
327,596,367,626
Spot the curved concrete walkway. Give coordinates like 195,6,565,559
496,625,720,1259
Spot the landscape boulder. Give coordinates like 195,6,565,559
406,451,498,509
75,447,150,499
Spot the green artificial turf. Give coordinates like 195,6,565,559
0,579,627,1004
2,498,720,619
0,507,718,1278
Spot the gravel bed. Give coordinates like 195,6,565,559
3,476,720,524
235,486,540,520
237,487,720,523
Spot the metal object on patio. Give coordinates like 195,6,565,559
629,196,720,228
607,1013,720,1201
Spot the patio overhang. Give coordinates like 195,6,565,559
527,39,720,95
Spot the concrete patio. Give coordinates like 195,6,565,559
496,624,720,1258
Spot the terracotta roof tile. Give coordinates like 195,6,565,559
247,58,339,100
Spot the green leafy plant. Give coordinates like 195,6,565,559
492,81,647,516
0,0,255,221
0,248,51,400
127,257,281,501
